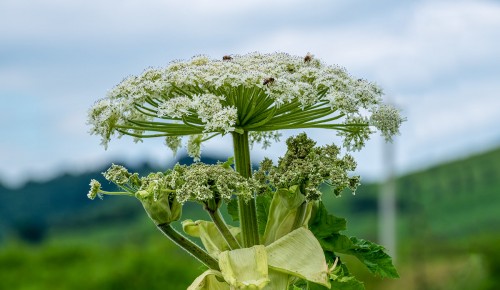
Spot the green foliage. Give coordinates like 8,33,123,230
340,237,399,278
3,145,500,289
306,263,365,290
309,202,347,238
255,193,273,236
225,193,272,236
309,201,398,282
0,237,203,290
317,233,398,279
226,198,239,222
308,265,365,290
328,268,365,290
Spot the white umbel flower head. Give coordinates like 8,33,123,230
88,52,404,156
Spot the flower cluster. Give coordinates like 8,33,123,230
254,133,360,200
87,52,404,154
158,94,238,133
87,179,102,200
172,162,253,204
89,161,253,207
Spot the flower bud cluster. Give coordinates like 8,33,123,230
173,162,253,204
90,161,253,207
254,133,360,200
87,179,102,200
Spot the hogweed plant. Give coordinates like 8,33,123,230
87,52,404,289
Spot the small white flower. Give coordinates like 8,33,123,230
187,134,203,162
370,105,406,141
157,96,192,118
87,179,102,200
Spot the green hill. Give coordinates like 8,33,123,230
323,147,500,242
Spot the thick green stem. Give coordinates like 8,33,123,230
232,131,260,247
157,223,220,271
207,209,241,250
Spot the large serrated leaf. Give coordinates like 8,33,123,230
318,233,399,279
345,237,399,278
309,201,347,238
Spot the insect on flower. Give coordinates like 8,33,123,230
263,77,275,86
304,52,313,63
222,55,233,61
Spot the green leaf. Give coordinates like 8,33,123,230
329,275,365,290
307,260,365,290
318,234,399,279
345,237,399,278
289,279,307,290
221,157,235,169
256,193,273,236
226,198,239,222
309,201,347,238
307,282,329,290
327,260,365,290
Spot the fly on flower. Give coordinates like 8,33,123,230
262,77,275,86
304,52,313,63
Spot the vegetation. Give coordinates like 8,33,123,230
1,146,499,289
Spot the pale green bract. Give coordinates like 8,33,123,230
87,52,404,155
187,227,330,290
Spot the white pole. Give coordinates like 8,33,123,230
378,132,397,263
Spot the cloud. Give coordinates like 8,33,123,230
1,0,499,187
234,1,500,87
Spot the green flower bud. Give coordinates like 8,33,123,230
136,190,182,225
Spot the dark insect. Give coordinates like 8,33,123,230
304,52,313,63
222,55,233,61
263,77,275,85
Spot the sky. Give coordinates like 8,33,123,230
1,0,500,188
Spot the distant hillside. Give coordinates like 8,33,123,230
1,147,499,244
325,146,500,244
0,155,226,243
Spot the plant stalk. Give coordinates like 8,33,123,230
232,131,260,247
157,223,220,271
207,209,241,250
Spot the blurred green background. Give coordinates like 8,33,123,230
2,1,500,289
1,150,499,290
